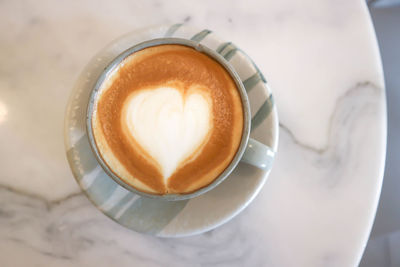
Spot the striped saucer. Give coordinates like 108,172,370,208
64,24,278,237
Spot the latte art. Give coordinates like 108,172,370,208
92,44,243,195
122,86,212,181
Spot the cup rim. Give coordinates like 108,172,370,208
86,37,251,201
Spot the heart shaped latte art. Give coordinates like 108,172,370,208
123,87,212,181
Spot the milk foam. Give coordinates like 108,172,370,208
124,87,212,181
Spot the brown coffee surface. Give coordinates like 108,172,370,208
92,44,243,195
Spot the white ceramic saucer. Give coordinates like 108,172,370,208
64,24,278,237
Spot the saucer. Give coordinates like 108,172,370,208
64,24,278,237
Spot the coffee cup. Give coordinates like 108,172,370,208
86,38,273,201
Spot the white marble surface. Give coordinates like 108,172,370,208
0,0,386,266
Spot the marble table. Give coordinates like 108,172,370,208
0,0,386,266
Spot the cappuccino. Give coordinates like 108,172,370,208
92,44,243,195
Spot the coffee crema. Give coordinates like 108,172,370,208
92,44,243,195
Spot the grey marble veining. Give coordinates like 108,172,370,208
0,0,386,266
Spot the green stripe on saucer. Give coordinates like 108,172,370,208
118,198,189,234
246,55,266,83
190,29,212,42
216,42,232,53
223,48,237,61
251,94,274,131
243,72,263,92
106,193,137,217
165,23,183,37
86,172,118,205
66,134,98,180
216,42,238,60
